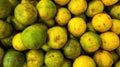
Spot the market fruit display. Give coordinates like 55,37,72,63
1,0,120,67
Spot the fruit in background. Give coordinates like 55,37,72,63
93,50,113,67
68,17,87,37
44,19,55,27
86,0,104,17
26,49,44,67
41,43,52,52
87,22,96,32
36,0,56,20
0,0,12,18
73,55,96,67
47,26,67,49
23,62,27,67
12,16,27,30
68,0,87,15
101,0,118,6
12,33,27,51
114,60,120,67
110,51,119,63
100,32,119,51
0,20,13,39
116,46,120,56
110,4,120,19
9,0,20,8
55,7,71,26
54,0,70,6
14,2,37,25
21,23,48,49
80,32,101,53
62,59,72,67
45,50,64,67
92,13,112,32
76,13,86,21
0,47,4,65
62,39,81,59
3,49,25,67
21,0,37,6
111,19,120,35
1,34,14,47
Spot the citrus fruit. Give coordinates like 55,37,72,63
0,20,13,39
101,0,118,6
110,19,120,35
47,26,67,49
93,50,113,67
45,50,64,67
100,31,119,51
68,17,87,37
55,7,71,26
26,49,44,67
80,32,101,53
68,0,87,15
92,13,112,32
15,2,37,25
36,0,56,20
12,33,27,51
86,0,104,17
54,0,70,6
73,55,96,67
62,38,81,59
3,49,25,67
21,23,47,49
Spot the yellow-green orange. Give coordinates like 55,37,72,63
68,0,87,15
63,39,81,59
110,51,119,62
116,46,120,56
0,0,12,18
47,26,67,49
55,7,71,26
0,20,13,39
26,49,44,67
1,34,14,47
93,50,113,67
54,0,70,6
21,0,37,6
111,19,120,35
44,19,55,27
73,55,96,67
101,0,118,6
12,17,27,30
92,13,112,32
36,0,56,20
80,32,101,53
41,43,52,52
3,49,25,67
87,22,96,32
21,23,47,49
45,50,64,67
110,5,120,19
114,61,120,67
86,0,104,17
15,3,37,25
12,33,27,51
100,32,119,51
68,17,87,37
62,59,72,67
